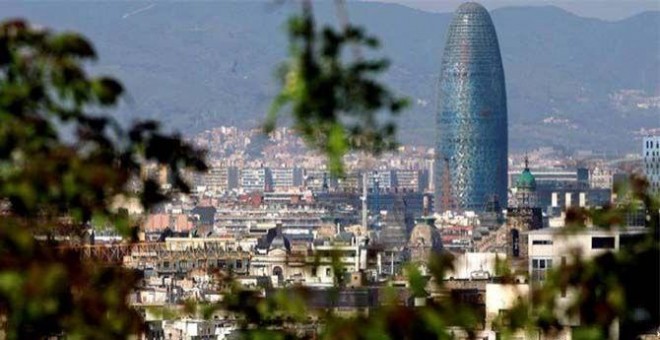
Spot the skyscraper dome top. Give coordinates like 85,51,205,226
456,2,488,14
454,2,493,24
442,1,500,68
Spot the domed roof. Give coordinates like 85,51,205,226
517,168,536,189
456,2,488,14
269,234,291,253
516,157,536,190
408,219,442,252
261,224,291,254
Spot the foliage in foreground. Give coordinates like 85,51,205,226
210,177,657,340
0,19,206,338
0,2,658,338
266,0,408,175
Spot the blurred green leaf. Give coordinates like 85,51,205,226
46,33,96,58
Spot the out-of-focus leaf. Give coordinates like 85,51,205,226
0,19,206,338
91,77,123,105
46,32,96,58
266,4,408,175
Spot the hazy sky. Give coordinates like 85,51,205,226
363,0,660,20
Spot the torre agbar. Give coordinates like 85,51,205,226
435,2,508,212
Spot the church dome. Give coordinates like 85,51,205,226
408,218,443,252
516,168,536,190
269,233,291,253
261,223,291,254
516,158,536,190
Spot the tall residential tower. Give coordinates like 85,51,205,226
643,136,659,194
435,2,508,212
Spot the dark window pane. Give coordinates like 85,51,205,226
592,237,615,249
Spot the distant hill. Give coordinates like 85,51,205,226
1,1,658,153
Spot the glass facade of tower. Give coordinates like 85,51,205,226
435,2,508,212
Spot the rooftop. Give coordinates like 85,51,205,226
528,227,647,236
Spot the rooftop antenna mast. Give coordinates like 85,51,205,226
359,152,375,230
362,170,368,229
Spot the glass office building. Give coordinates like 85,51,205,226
435,2,508,212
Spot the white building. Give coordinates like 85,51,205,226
304,169,332,191
270,167,303,191
240,168,272,193
368,170,396,191
395,169,429,193
161,319,234,339
528,227,645,283
445,252,505,280
589,165,613,190
527,227,647,338
249,235,372,288
643,135,660,194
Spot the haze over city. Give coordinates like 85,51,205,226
1,0,657,153
0,1,657,339
366,0,659,20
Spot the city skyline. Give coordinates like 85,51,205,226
0,1,656,338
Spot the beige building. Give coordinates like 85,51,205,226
527,227,646,339
527,227,645,284
248,225,374,287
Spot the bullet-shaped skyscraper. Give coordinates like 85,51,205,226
435,2,508,212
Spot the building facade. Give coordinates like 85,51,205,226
643,135,660,194
270,167,304,191
506,161,543,271
197,166,239,192
527,227,648,338
435,2,508,213
240,168,272,193
395,169,430,193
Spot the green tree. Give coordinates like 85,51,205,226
0,20,206,338
266,0,408,175
0,2,658,338
256,2,659,339
528,176,659,339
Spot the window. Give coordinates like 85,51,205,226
531,258,553,282
532,240,553,245
273,266,283,278
532,258,552,269
511,229,520,257
591,237,615,249
561,257,567,297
